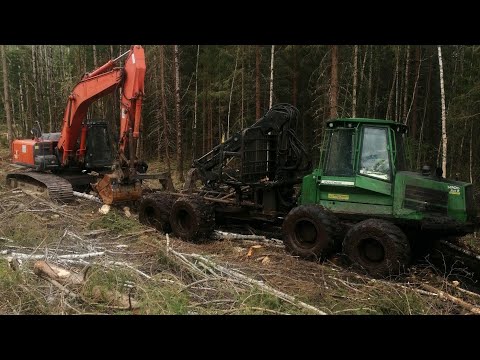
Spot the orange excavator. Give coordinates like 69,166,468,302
7,45,171,204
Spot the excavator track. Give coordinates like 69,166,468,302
6,172,74,203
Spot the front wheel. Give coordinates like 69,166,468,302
282,205,339,260
342,219,411,278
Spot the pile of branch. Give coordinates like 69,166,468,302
166,242,325,315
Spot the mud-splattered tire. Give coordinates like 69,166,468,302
282,205,339,260
170,196,215,242
138,193,177,233
343,219,411,278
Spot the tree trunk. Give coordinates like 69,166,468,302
417,56,433,170
192,45,200,161
366,46,373,118
329,45,339,119
255,46,261,119
292,46,298,108
404,47,421,126
241,46,245,128
411,46,421,137
173,45,184,182
402,46,410,122
31,45,40,120
394,46,400,122
43,45,53,132
438,46,447,178
470,119,474,183
18,65,26,137
1,45,13,148
269,45,275,108
202,76,207,155
227,46,239,138
386,48,398,120
159,45,171,173
352,45,358,117
92,45,98,68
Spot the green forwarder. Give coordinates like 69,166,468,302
283,118,477,277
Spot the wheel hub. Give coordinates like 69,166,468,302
359,238,385,263
178,209,193,231
294,220,318,249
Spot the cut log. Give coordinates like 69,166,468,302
73,191,102,203
33,260,89,285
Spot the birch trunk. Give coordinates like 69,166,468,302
192,45,200,161
269,45,275,108
438,46,447,178
352,45,358,117
173,45,184,181
402,45,410,121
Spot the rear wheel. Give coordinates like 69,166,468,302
170,196,215,242
138,193,177,233
282,205,339,260
343,219,411,278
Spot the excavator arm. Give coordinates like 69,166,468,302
57,45,146,176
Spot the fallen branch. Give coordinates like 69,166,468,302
0,236,14,243
73,191,102,203
187,253,326,315
1,251,104,261
38,276,81,300
112,229,156,241
439,240,480,261
445,281,480,302
421,283,480,315
107,261,152,280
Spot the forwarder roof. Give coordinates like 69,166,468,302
331,118,405,127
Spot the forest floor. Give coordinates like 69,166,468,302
1,149,480,315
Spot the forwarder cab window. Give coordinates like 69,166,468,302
359,127,391,181
324,129,355,177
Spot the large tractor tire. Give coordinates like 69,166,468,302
169,196,215,242
343,219,411,278
282,205,339,260
138,193,177,233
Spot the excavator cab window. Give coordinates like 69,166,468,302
85,122,113,169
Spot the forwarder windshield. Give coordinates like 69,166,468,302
324,129,355,177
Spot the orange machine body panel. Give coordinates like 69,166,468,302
11,139,36,166
11,139,56,168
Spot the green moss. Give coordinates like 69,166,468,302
88,209,143,234
0,212,63,247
